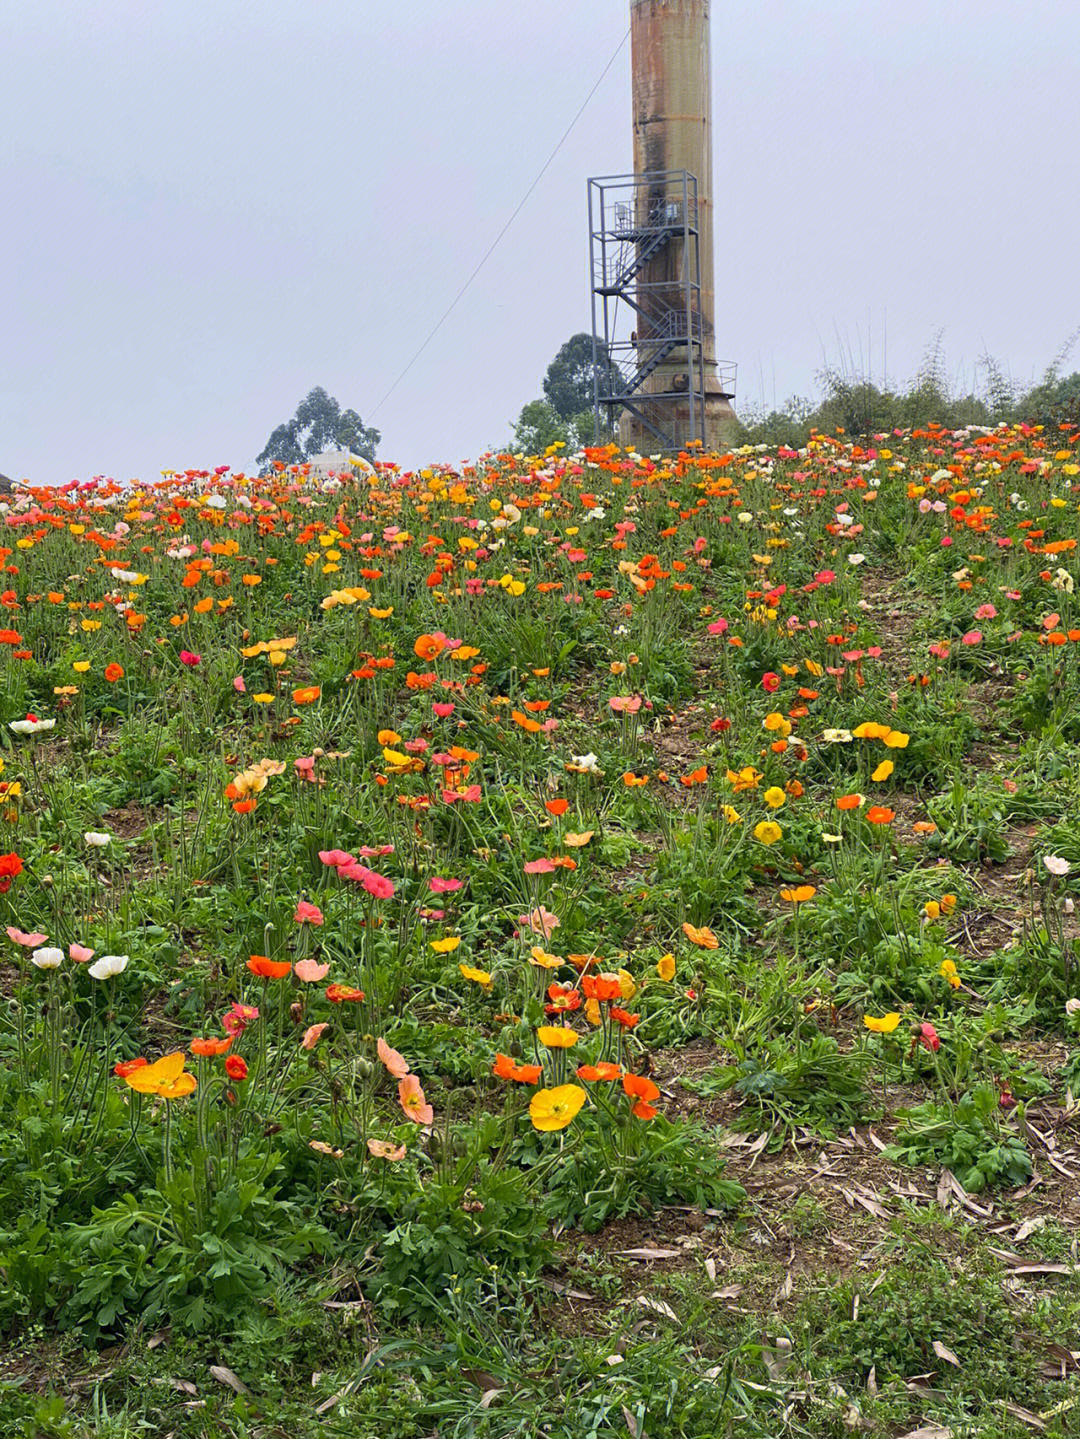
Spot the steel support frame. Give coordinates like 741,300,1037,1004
588,170,706,451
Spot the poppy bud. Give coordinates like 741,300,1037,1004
290,1001,304,1024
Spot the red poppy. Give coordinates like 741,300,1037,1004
113,1057,148,1078
224,1055,248,1081
912,1021,940,1053
326,983,365,1004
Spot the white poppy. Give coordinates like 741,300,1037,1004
9,716,56,735
88,954,129,980
570,753,600,773
31,947,65,969
84,832,111,848
1044,855,1072,877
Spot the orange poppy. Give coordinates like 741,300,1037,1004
577,1062,622,1081
622,1072,660,1119
190,1035,233,1056
681,921,718,949
247,954,292,979
865,806,895,825
492,1052,542,1084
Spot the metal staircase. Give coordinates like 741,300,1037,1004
587,171,709,450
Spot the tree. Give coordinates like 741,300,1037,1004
256,387,380,471
511,400,572,454
543,333,621,421
509,334,621,452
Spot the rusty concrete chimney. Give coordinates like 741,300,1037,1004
620,0,735,449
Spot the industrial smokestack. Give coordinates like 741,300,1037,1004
621,0,735,449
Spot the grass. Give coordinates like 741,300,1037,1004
1,425,1080,1435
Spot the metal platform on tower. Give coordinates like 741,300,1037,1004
587,170,735,451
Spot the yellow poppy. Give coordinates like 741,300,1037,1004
863,1013,901,1034
123,1051,197,1099
656,953,676,981
529,1084,586,1132
459,963,493,989
430,936,461,953
537,1026,577,1049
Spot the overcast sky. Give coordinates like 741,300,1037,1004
3,0,1079,484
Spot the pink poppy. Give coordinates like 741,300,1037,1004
7,926,48,948
301,1022,329,1050
518,906,560,938
432,702,455,718
294,899,324,926
442,785,482,804
232,675,246,693
319,849,355,868
362,871,395,900
377,1036,410,1078
179,650,201,667
69,943,95,963
294,958,330,982
429,876,463,893
397,1074,433,1125
524,858,556,875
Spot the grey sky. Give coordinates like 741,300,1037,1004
4,0,1079,484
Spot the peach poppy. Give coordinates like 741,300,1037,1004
367,1138,406,1161
294,958,330,982
301,1022,329,1050
398,1074,433,1125
377,1036,410,1078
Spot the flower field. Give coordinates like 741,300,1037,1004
2,426,1080,1437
